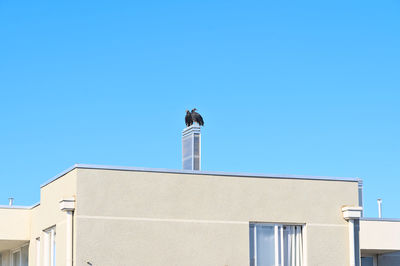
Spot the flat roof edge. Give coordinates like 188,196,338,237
40,163,360,189
40,164,78,188
361,218,400,222
0,202,39,210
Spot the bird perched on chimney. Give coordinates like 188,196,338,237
185,110,193,127
185,108,204,127
191,108,204,126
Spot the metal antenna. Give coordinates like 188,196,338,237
377,198,382,218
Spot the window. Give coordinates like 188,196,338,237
250,223,303,266
12,250,20,266
44,227,56,266
21,246,28,266
11,245,28,266
36,238,41,266
361,257,373,266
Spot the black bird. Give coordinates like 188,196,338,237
185,110,193,127
191,108,204,126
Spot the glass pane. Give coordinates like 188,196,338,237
13,251,21,266
256,225,275,266
250,224,303,266
361,257,373,266
21,246,29,266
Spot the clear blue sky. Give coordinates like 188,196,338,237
0,0,399,218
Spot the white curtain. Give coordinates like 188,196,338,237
286,225,303,266
251,224,303,266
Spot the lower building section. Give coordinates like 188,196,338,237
72,215,353,266
0,243,29,266
1,165,387,266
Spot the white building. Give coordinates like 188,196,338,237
0,124,398,266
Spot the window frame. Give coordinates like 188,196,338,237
11,249,20,266
10,243,29,266
36,237,41,266
250,222,305,266
44,226,56,266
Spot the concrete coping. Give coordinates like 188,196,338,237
40,163,362,189
0,203,39,210
342,206,363,220
361,218,400,223
59,197,76,212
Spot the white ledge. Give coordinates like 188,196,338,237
59,198,75,212
342,206,363,220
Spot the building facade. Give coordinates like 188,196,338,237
2,163,393,266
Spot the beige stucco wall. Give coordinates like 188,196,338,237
28,169,77,266
0,208,30,261
0,166,361,266
0,208,30,242
0,169,77,266
75,168,359,266
360,220,400,252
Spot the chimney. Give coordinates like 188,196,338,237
182,122,201,170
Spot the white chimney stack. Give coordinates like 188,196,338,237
182,122,201,170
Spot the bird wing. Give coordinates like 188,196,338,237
185,112,193,126
197,114,204,126
191,111,204,126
